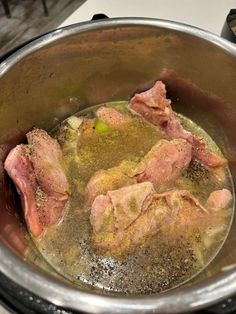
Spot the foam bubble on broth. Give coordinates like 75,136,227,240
31,101,234,294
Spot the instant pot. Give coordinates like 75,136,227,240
1,13,236,314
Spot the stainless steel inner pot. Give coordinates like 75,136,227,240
1,18,236,314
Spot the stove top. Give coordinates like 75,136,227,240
0,273,73,314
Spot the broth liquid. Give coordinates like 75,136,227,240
32,102,234,294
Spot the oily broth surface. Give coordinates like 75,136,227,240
33,102,234,294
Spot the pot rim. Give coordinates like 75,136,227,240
1,17,236,313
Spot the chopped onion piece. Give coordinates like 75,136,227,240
206,225,225,237
194,244,204,266
67,116,83,130
202,235,213,248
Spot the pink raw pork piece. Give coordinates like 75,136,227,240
206,189,232,210
96,106,132,126
86,138,192,204
90,182,213,254
130,81,226,168
134,138,192,187
4,129,69,237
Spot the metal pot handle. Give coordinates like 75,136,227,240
91,14,109,21
221,9,236,43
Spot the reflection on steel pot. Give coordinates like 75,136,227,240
0,18,236,314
